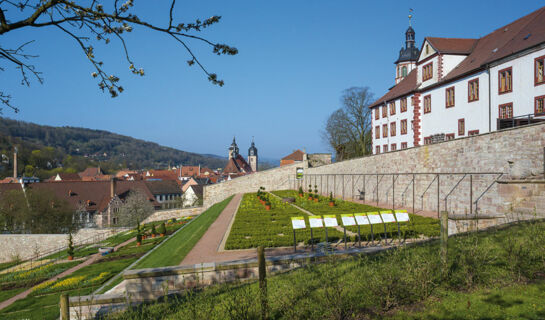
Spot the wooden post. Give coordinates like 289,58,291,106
60,293,70,320
258,246,268,320
440,211,448,274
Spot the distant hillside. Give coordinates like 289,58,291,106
0,117,227,178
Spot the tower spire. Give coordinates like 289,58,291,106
408,8,413,27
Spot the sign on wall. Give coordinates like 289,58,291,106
323,215,339,227
309,216,324,228
354,213,370,225
380,211,397,223
296,167,304,180
394,210,410,222
291,217,306,229
367,212,383,224
341,214,356,226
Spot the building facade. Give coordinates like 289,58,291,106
371,7,545,154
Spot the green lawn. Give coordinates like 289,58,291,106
390,281,545,319
109,219,545,320
225,193,345,249
132,196,234,269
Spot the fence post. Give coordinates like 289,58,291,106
60,293,70,320
257,246,268,320
440,211,448,274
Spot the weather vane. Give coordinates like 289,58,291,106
409,8,414,26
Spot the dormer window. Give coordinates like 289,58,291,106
402,66,407,77
425,44,430,55
422,62,433,81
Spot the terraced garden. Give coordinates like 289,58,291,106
0,218,191,320
225,193,345,249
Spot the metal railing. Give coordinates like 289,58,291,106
497,113,545,130
294,172,504,219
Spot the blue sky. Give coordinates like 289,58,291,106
1,0,543,160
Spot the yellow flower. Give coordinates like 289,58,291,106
51,275,86,289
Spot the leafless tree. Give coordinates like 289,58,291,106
321,87,374,161
0,0,238,113
116,190,154,227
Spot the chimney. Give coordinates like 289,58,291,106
110,178,116,198
13,147,17,178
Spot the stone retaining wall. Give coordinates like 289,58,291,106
203,162,305,208
142,207,203,224
0,228,126,263
205,123,545,221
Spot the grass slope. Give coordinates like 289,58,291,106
132,196,234,269
111,220,545,320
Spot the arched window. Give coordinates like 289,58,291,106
402,66,407,77
425,44,429,55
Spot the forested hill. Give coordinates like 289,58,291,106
0,117,227,178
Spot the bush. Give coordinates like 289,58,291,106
67,234,74,257
158,222,166,235
151,224,157,235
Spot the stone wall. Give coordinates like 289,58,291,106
204,123,545,220
203,162,305,208
142,207,203,224
0,228,127,263
301,123,545,219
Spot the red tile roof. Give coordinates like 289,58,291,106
78,167,105,178
48,173,82,181
223,155,252,175
0,177,19,184
370,69,418,108
370,6,545,108
25,181,159,213
281,149,305,161
443,6,545,82
425,37,478,55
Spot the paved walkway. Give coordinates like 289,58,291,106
0,237,135,311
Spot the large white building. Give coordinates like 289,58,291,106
371,6,545,154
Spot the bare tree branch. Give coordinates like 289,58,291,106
0,0,237,112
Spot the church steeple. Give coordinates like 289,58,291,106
228,136,239,159
247,137,258,172
394,10,420,84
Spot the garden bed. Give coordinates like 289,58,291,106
272,190,440,240
225,193,345,249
